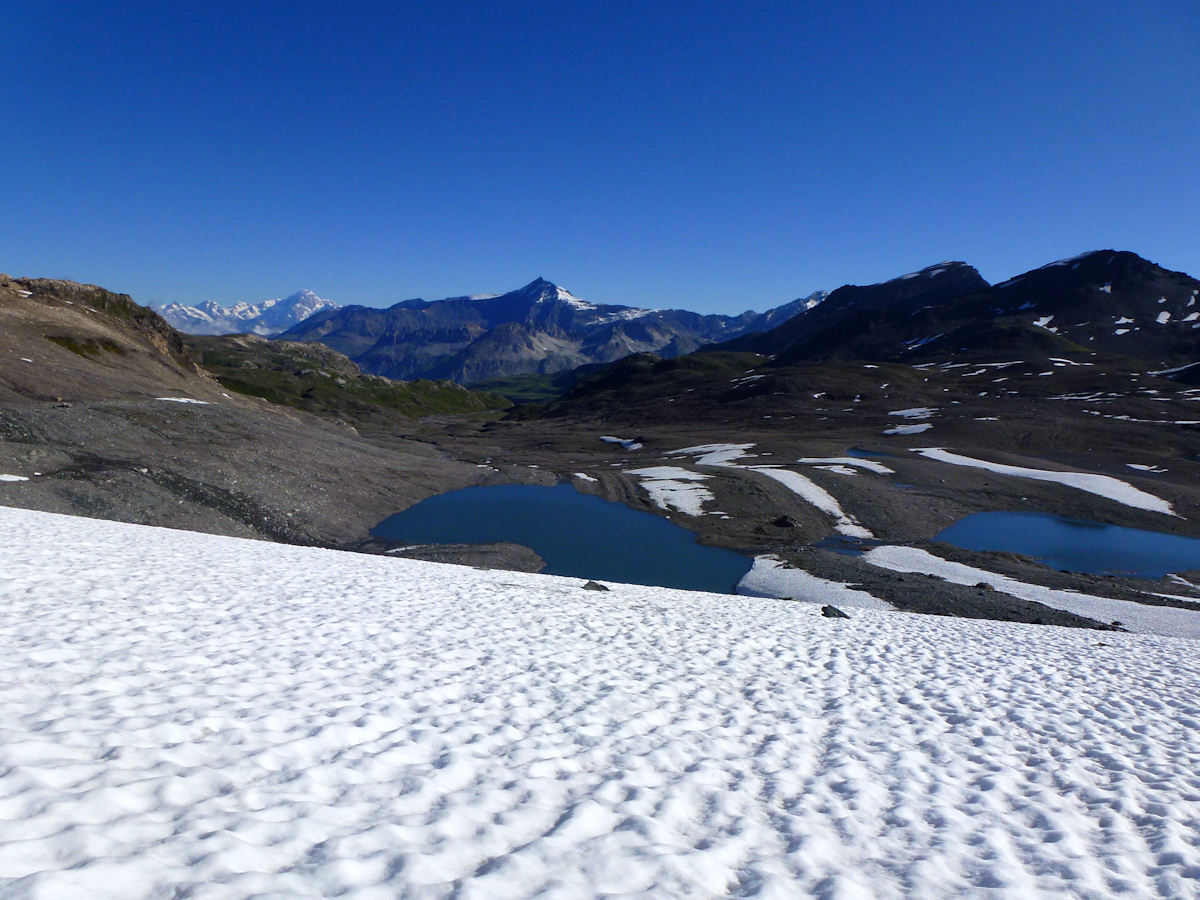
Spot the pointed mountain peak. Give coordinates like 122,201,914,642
282,289,325,303
517,277,559,295
514,278,595,310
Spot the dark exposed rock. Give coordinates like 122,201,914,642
716,251,1200,367
582,580,610,591
821,605,851,619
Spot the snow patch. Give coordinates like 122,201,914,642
628,467,712,516
797,457,895,475
666,443,756,467
738,556,891,610
864,546,1200,638
912,448,1176,516
746,467,872,538
600,435,643,451
888,407,936,419
884,423,932,435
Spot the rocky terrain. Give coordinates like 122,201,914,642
3,257,1199,632
411,252,1200,626
0,275,518,547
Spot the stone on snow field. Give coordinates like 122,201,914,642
0,506,1198,898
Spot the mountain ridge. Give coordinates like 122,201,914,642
281,278,829,383
155,290,338,336
717,250,1200,366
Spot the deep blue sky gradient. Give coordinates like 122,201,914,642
3,1,1197,313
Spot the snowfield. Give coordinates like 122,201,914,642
1,506,1199,898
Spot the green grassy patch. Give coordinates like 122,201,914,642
185,334,510,422
46,335,126,357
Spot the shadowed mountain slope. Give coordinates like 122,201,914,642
719,252,1199,366
281,278,826,383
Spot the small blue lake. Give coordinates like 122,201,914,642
935,512,1200,578
373,483,754,593
846,447,892,459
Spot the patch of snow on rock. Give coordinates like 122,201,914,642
864,545,1200,638
667,443,756,467
738,556,891,610
600,435,643,451
884,423,933,435
797,457,895,475
911,448,1176,516
628,467,713,516
746,467,873,538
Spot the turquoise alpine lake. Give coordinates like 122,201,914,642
373,483,754,593
935,512,1200,578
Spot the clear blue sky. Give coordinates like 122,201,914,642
3,1,1197,314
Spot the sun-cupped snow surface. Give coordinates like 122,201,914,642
864,545,1200,639
628,466,713,516
2,508,1199,898
911,448,1177,516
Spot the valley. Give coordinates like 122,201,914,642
3,253,1200,636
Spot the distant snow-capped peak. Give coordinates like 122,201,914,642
155,290,338,336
